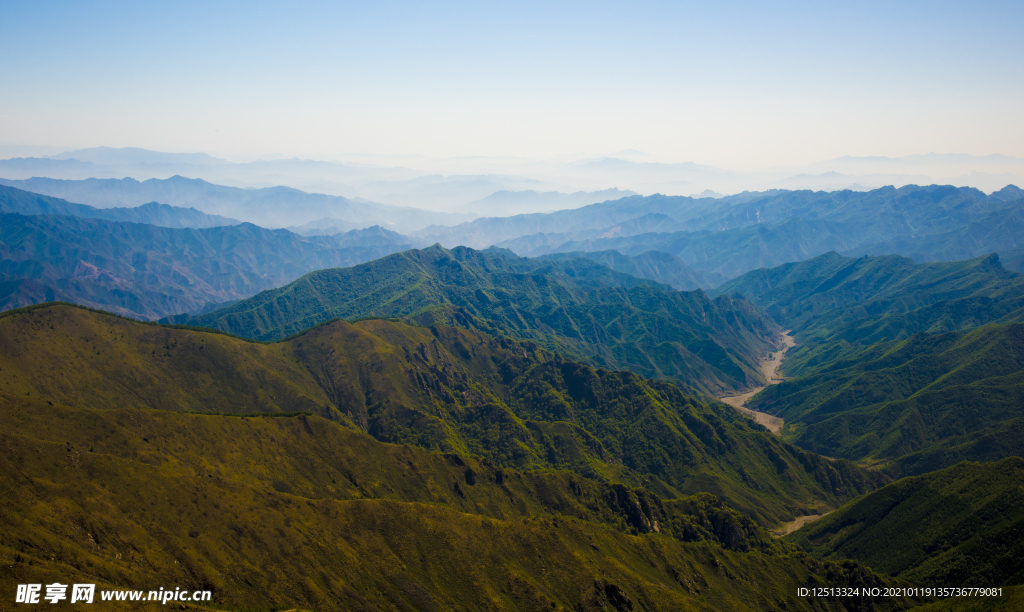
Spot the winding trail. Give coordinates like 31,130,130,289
717,331,795,434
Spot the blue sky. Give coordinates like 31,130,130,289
1,0,1021,166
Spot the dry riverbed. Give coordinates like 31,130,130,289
773,513,829,537
718,333,833,536
718,331,795,434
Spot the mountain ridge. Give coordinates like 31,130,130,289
177,244,780,396
0,183,240,228
0,211,414,319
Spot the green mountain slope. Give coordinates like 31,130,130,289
539,249,720,290
507,217,860,281
717,252,1024,474
712,252,1024,347
0,392,919,612
0,212,413,319
0,303,886,526
0,183,240,228
179,245,779,396
750,323,1024,474
787,458,1024,587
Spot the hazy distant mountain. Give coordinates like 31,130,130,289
0,147,552,211
460,188,638,216
362,174,549,211
0,184,239,228
49,146,230,167
777,171,929,192
0,176,471,233
0,212,413,319
286,217,355,236
847,202,1024,269
482,184,1024,280
413,192,742,249
0,157,99,180
691,189,724,198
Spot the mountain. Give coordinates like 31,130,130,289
287,216,357,235
713,252,1024,346
48,146,230,167
787,458,1024,587
0,175,472,233
539,250,720,290
177,245,780,396
0,184,240,228
464,185,1024,281
1002,247,1024,274
0,304,916,612
518,217,859,281
846,204,1024,271
460,188,639,216
0,156,100,180
0,212,414,319
414,192,726,250
716,252,1024,474
752,322,1024,474
1,303,886,523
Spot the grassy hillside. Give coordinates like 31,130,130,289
181,245,779,396
748,323,1024,474
0,212,412,319
539,249,720,290
715,252,1024,474
0,394,921,611
0,303,886,527
713,252,1024,347
787,459,1024,588
907,585,1024,611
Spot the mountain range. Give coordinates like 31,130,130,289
717,252,1024,476
0,210,413,319
3,146,1023,203
4,161,1024,608
481,185,1024,279
459,188,639,216
538,250,720,291
0,176,471,232
171,245,779,396
0,302,921,611
0,184,239,228
787,458,1024,587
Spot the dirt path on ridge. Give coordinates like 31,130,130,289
717,331,795,434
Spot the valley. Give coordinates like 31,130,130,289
718,331,795,434
2,160,1023,610
0,302,913,611
5,1,1023,606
